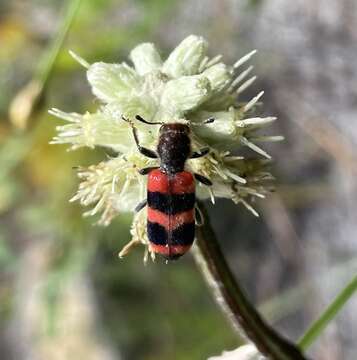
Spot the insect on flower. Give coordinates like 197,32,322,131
124,115,214,260
50,35,282,260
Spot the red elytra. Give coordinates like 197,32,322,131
147,207,194,230
147,169,195,194
149,243,193,257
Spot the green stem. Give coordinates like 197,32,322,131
193,203,307,360
9,0,82,129
299,275,357,350
36,0,82,86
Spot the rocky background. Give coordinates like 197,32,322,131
0,0,356,359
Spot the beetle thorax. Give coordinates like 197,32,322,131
157,124,191,174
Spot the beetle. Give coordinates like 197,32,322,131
123,115,213,260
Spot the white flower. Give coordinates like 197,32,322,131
50,35,281,257
207,344,263,360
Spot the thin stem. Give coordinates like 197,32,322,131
193,203,307,360
9,0,82,130
36,0,82,86
298,275,357,350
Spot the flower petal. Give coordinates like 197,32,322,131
202,63,232,93
130,43,163,75
87,62,141,103
49,108,135,152
162,35,208,77
192,110,236,142
160,75,211,115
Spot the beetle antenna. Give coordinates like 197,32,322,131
135,115,163,125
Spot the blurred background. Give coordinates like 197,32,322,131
1,0,357,359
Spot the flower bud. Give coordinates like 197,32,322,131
130,43,163,75
162,35,208,77
202,63,232,93
87,62,141,103
161,75,211,115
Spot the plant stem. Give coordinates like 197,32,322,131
193,203,307,360
9,0,82,130
36,0,82,86
298,275,357,350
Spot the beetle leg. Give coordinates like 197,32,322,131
122,116,158,158
190,147,210,159
194,173,212,186
135,199,147,212
139,166,159,175
195,204,204,226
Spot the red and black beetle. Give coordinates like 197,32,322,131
124,115,213,260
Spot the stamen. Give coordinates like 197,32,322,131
240,136,271,159
228,65,254,92
236,76,257,95
243,91,264,112
240,199,259,217
233,50,257,69
205,54,223,68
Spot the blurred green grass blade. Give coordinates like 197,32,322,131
10,0,82,129
298,276,357,350
36,0,82,85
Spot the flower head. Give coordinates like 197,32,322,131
50,35,281,258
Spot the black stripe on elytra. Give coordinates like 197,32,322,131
147,191,195,214
147,221,167,245
172,222,195,245
147,221,195,246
